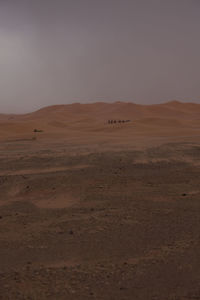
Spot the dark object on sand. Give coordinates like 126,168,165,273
33,129,43,133
108,120,131,124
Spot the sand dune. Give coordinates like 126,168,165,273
0,101,200,140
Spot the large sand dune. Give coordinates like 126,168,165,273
0,101,200,142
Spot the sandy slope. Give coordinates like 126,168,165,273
0,101,200,141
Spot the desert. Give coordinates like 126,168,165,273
0,101,200,299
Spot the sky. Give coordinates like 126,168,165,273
0,0,200,113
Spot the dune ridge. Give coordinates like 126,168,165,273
0,101,200,140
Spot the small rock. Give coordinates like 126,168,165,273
69,230,74,235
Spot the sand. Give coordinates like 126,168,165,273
0,101,200,299
1,101,200,142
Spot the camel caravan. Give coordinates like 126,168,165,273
108,120,131,124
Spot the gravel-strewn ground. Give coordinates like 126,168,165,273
0,140,200,299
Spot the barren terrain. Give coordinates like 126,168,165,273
0,101,200,299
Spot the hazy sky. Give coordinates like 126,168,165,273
0,0,200,113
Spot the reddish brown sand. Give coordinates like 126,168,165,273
0,101,200,299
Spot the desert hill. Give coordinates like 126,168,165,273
0,101,200,140
23,100,200,119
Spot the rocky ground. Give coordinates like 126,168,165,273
0,139,200,299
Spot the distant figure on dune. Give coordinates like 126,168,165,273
107,119,131,124
33,129,43,133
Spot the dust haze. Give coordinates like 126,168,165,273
0,0,200,113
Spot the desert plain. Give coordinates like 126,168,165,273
0,101,200,299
